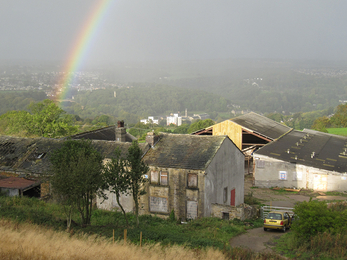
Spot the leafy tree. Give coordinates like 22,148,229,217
103,148,130,226
173,123,189,134
27,99,78,137
188,119,215,133
266,113,284,124
330,104,347,127
0,110,31,136
311,116,330,132
91,115,112,126
126,141,149,227
50,139,104,227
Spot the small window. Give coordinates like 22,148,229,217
187,173,197,188
279,171,287,180
151,171,159,184
256,160,265,168
222,212,229,220
160,172,168,185
223,187,228,203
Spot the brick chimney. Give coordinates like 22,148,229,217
146,132,160,147
115,120,126,142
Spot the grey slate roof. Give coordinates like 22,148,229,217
0,135,148,175
142,133,229,170
254,129,347,173
70,126,136,142
231,112,292,140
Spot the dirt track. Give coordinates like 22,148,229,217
230,227,286,253
230,175,347,252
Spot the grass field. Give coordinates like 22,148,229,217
327,128,347,136
0,219,226,260
0,195,263,250
0,195,285,260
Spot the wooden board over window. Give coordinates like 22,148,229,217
150,196,168,213
151,171,159,184
187,200,198,219
187,173,197,188
256,160,265,168
160,172,168,185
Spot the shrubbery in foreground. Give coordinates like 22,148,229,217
276,200,347,259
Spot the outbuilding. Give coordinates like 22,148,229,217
254,129,347,191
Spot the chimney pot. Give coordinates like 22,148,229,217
146,132,159,147
117,120,124,128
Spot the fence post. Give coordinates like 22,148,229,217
260,207,264,219
124,229,127,244
113,229,114,243
140,231,142,247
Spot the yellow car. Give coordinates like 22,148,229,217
263,211,291,232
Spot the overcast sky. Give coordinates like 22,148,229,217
1,0,347,64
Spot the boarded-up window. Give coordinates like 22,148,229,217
149,196,168,213
187,201,198,219
160,172,168,185
187,173,198,188
151,171,159,184
256,160,265,168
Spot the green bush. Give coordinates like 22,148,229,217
292,200,347,240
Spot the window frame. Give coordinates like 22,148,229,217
187,173,198,188
160,171,168,186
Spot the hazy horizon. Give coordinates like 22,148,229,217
2,0,347,68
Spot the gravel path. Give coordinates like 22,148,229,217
230,227,286,253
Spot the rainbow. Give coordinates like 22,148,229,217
55,0,114,102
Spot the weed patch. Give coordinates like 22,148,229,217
0,195,263,251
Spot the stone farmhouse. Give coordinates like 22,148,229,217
0,122,245,220
98,131,245,220
141,132,244,219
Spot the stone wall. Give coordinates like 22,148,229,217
139,166,205,220
211,203,259,221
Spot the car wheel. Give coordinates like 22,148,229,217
264,227,267,231
282,226,286,233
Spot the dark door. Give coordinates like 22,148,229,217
230,189,235,206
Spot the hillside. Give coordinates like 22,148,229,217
60,84,230,123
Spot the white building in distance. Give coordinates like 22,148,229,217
140,116,159,125
167,113,182,126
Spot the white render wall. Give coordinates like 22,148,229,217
254,154,347,191
97,190,134,212
204,139,244,217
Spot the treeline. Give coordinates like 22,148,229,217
160,67,347,114
266,107,334,130
266,103,347,132
128,119,215,141
0,91,46,114
311,103,347,132
60,84,230,124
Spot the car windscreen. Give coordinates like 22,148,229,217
266,213,282,220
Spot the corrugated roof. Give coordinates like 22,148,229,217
143,133,227,170
231,112,292,140
254,129,347,173
0,176,39,189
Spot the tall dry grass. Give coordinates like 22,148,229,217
0,219,226,260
